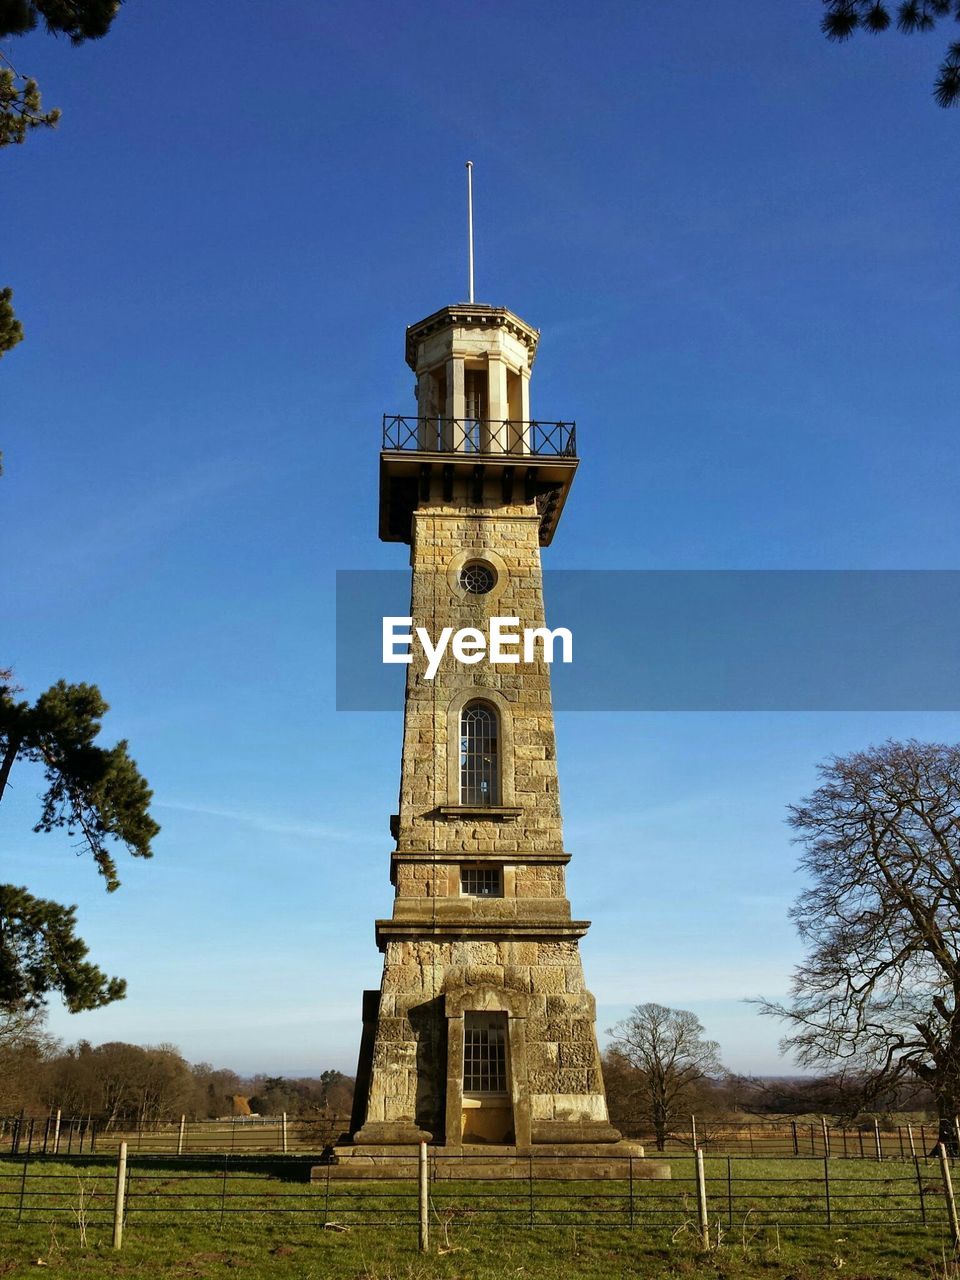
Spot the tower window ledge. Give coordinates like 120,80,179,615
437,804,522,821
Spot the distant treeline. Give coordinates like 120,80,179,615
0,1013,354,1126
1,1010,934,1135
603,1051,936,1142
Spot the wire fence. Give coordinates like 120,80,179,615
654,1116,958,1161
0,1150,957,1244
0,1112,346,1158
2,1112,952,1160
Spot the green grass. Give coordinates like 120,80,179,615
0,1156,956,1279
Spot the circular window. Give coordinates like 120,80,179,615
459,561,496,595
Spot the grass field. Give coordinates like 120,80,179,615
0,1156,957,1279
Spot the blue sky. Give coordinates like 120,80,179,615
2,1,959,1077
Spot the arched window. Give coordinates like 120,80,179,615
460,701,499,805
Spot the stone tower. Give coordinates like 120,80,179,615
348,302,624,1154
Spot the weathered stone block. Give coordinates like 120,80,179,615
528,1068,562,1092
502,964,532,992
530,967,566,993
564,1020,595,1044
545,994,583,1015
563,966,585,993
507,941,539,966
392,989,426,1016
526,1041,559,1071
465,965,503,988
543,1019,571,1042
559,1042,595,1069
440,965,465,990
382,965,419,992
375,1017,409,1042
556,1068,588,1093
528,1094,555,1121
464,941,501,966
551,1093,609,1122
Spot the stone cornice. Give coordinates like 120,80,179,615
390,850,571,865
375,919,591,946
405,304,540,371
412,510,542,524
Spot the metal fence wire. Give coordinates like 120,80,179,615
2,1114,953,1160
0,1151,956,1240
0,1113,343,1158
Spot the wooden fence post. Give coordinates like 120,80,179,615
874,1118,883,1162
937,1142,959,1248
112,1141,128,1250
418,1141,429,1253
695,1147,710,1249
791,1120,799,1156
907,1123,917,1159
52,1108,61,1156
281,1112,288,1155
820,1116,830,1158
690,1115,697,1150
177,1115,186,1156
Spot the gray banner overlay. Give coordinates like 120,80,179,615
335,570,960,711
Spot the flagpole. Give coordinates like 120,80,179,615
466,160,475,304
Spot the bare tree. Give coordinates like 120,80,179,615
0,1005,53,1113
0,1003,47,1053
759,739,960,1153
605,1003,723,1151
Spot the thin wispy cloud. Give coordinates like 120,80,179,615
157,799,368,844
50,458,253,573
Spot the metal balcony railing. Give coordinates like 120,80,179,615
382,415,577,458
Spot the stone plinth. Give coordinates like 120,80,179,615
312,1142,671,1182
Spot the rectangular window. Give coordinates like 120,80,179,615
463,1012,508,1094
460,866,503,898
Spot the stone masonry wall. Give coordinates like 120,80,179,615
364,938,608,1139
398,489,562,854
357,484,613,1143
